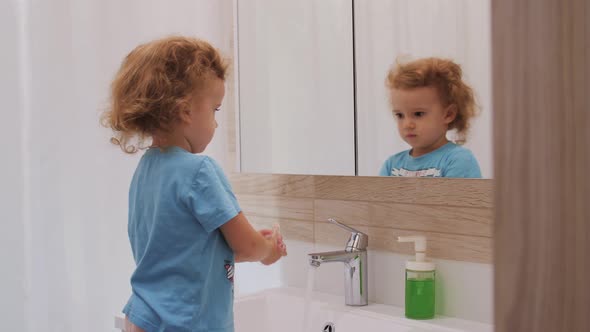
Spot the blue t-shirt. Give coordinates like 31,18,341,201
123,147,241,332
379,142,482,178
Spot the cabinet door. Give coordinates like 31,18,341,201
237,0,355,175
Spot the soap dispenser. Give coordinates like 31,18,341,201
398,236,435,319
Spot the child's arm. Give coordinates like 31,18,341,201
220,212,286,265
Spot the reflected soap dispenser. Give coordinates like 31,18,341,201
398,236,436,319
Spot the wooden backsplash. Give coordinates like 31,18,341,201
229,173,493,264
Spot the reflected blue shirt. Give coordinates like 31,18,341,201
123,147,241,332
379,142,482,178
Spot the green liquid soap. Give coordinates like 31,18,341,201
405,277,435,319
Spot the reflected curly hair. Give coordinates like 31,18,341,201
386,57,479,143
101,36,228,153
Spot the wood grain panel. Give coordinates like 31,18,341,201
230,173,315,198
315,223,492,264
230,174,493,208
314,199,491,237
368,228,492,264
313,176,493,208
230,175,494,263
247,215,314,243
370,202,492,237
314,199,370,225
237,194,314,221
313,221,369,247
493,0,590,330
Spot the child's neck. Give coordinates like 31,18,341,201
411,137,449,158
152,132,192,152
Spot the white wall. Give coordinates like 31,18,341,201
355,0,493,177
0,1,26,331
237,0,356,176
5,1,234,331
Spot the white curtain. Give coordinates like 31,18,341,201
1,1,234,331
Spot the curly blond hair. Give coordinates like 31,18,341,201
101,36,228,153
386,57,479,143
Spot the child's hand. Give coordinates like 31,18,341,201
259,226,287,265
259,229,274,238
259,228,287,255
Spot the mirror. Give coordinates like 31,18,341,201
236,0,492,178
237,0,356,176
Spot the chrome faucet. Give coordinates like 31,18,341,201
308,218,368,306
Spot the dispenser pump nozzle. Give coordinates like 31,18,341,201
398,236,427,262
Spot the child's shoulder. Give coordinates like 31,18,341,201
442,143,482,178
176,152,214,165
385,149,411,164
379,149,412,175
166,152,229,188
445,143,477,161
178,153,223,175
146,148,221,174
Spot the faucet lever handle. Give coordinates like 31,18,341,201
328,218,365,235
328,218,368,251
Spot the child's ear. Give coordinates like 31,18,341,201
444,104,458,124
178,107,192,125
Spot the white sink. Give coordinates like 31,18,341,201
114,287,492,331
235,287,492,332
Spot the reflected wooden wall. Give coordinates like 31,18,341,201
493,0,590,331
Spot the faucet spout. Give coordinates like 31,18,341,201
307,249,368,306
308,218,369,306
308,250,359,267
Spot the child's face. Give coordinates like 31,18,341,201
181,77,225,153
390,86,456,157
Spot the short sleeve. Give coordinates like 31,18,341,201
184,157,241,233
444,150,482,178
379,159,391,176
